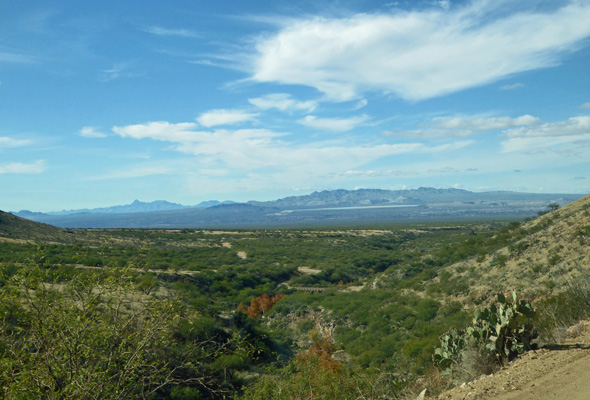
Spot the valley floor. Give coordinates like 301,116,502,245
437,321,590,400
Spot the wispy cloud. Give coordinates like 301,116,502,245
99,62,143,82
501,116,590,153
79,126,108,138
500,82,525,91
100,63,126,82
196,109,258,127
144,26,200,38
297,114,370,132
113,121,198,141
504,116,590,138
580,102,590,110
433,115,540,130
352,99,368,110
0,137,33,148
249,1,590,101
385,114,540,138
88,164,175,180
0,160,45,174
0,51,36,64
248,93,317,113
111,120,472,185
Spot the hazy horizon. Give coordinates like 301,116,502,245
8,186,586,215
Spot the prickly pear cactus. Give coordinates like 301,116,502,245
434,292,538,371
432,327,465,370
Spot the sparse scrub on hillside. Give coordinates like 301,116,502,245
535,263,590,344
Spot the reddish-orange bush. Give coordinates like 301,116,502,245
238,293,286,319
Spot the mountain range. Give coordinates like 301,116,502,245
9,187,585,229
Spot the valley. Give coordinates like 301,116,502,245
0,193,589,399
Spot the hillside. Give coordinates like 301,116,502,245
0,210,77,243
443,194,590,301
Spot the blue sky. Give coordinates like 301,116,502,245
1,0,589,212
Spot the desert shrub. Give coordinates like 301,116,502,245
535,264,590,343
0,266,256,400
492,254,509,268
239,339,402,399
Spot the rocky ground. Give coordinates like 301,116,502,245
436,321,590,400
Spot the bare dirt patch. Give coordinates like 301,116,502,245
298,266,322,275
436,320,590,400
237,251,247,260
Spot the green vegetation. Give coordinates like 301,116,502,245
433,292,537,371
0,265,276,399
1,202,589,399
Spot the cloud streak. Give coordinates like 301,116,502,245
385,114,540,138
196,109,258,127
144,26,200,38
249,1,590,101
111,121,473,187
79,126,108,138
248,93,317,113
297,114,370,132
0,160,46,174
0,137,33,148
501,116,590,153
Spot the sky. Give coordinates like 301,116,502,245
1,0,589,212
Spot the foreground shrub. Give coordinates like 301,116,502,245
0,266,252,399
240,339,404,399
433,292,537,375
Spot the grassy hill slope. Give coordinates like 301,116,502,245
443,194,590,301
0,210,75,243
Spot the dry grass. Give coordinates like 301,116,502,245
445,194,590,301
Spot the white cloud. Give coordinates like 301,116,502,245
0,160,45,174
433,115,540,130
101,63,125,82
196,109,258,127
297,114,370,131
385,128,474,138
248,93,317,112
144,26,200,38
501,116,590,152
580,102,590,110
79,126,107,138
500,82,525,90
99,63,143,82
340,169,415,178
113,121,199,141
352,99,368,110
112,120,473,190
501,135,589,153
386,114,540,138
249,1,590,101
0,136,32,148
504,116,590,138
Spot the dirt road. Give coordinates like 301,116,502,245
437,321,590,400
